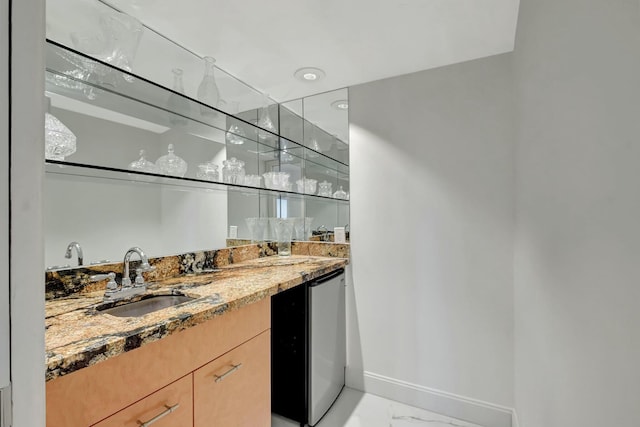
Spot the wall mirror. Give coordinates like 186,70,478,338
43,0,349,269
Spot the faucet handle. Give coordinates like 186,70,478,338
89,272,118,296
134,268,150,286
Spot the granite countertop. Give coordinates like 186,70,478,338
45,255,347,381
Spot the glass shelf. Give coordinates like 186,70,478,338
45,160,350,203
45,39,348,171
46,0,275,118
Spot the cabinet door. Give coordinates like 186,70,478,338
92,374,192,427
194,330,270,427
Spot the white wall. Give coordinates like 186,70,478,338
0,0,9,391
513,0,640,426
11,0,46,425
349,53,516,427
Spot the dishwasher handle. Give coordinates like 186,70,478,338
309,268,344,287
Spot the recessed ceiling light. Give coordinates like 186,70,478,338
294,67,326,82
331,100,349,110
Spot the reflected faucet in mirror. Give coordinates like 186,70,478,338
64,241,83,266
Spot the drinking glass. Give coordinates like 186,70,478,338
272,218,295,256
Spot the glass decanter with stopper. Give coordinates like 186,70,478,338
156,144,188,177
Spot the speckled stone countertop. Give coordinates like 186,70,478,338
45,254,347,381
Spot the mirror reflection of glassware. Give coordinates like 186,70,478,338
44,96,77,161
295,177,317,194
196,159,220,181
243,175,262,187
197,56,220,116
263,172,291,191
167,68,190,126
333,185,348,200
245,217,268,243
257,94,276,138
155,143,188,177
318,180,333,197
99,11,144,82
222,157,246,184
128,149,159,174
280,148,294,163
304,217,314,240
307,125,321,158
293,217,305,240
226,101,246,145
63,10,143,98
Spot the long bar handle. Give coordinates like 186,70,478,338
137,403,180,427
213,363,242,383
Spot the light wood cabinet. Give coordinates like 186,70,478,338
194,330,270,427
92,375,192,427
46,299,270,427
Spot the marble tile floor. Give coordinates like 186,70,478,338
272,387,484,427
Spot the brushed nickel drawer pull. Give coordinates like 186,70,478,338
137,403,180,427
213,363,243,383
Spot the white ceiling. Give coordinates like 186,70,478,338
105,0,521,102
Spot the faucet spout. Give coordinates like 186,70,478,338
122,246,151,287
64,241,83,266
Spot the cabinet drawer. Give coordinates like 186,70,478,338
194,330,270,427
92,375,192,427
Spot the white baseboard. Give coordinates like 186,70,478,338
355,370,514,427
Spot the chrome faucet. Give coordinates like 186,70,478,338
90,246,155,301
64,241,83,266
122,246,154,288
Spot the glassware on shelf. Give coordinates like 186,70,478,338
221,157,246,184
167,68,189,126
155,144,188,177
197,56,220,116
243,175,262,187
333,185,348,200
295,178,317,194
317,181,333,197
45,97,77,161
128,149,159,173
196,159,219,181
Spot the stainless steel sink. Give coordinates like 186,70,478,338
97,295,196,318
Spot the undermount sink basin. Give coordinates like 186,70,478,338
97,295,196,318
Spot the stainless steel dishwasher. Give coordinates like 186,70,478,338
272,268,346,426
